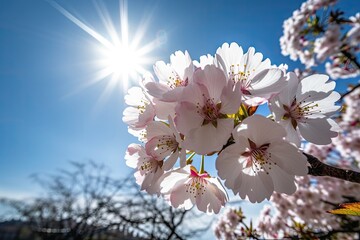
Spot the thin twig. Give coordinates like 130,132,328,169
304,153,360,184
340,81,360,101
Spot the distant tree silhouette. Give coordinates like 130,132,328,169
0,161,210,240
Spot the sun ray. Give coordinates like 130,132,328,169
50,0,159,109
49,1,113,49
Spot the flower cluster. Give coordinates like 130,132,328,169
123,42,341,214
213,208,259,239
254,175,360,239
251,88,360,238
280,0,360,79
306,84,360,168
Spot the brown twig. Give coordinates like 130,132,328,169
304,153,360,184
340,81,360,101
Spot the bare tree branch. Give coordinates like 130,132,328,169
305,153,360,184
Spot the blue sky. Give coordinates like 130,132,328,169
0,0,358,203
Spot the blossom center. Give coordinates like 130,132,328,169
137,98,150,114
197,96,222,127
140,159,162,175
186,166,209,198
229,64,254,95
282,96,321,127
242,139,275,174
156,136,178,154
168,72,188,89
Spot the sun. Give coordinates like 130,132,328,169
97,41,145,90
103,44,140,78
50,0,158,95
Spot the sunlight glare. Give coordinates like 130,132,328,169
50,0,158,100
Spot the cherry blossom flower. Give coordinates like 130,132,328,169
174,65,241,155
269,72,341,146
314,24,341,62
216,115,308,203
325,58,360,80
193,54,215,69
215,42,285,106
142,73,177,120
122,86,155,130
280,0,338,67
125,143,164,195
145,116,186,170
145,50,194,102
160,165,228,214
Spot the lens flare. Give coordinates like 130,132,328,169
50,0,158,102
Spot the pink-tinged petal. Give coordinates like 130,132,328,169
193,54,214,69
179,150,187,168
145,137,169,160
215,42,244,77
174,101,203,135
146,121,173,140
163,151,179,171
254,58,272,73
269,166,297,195
243,96,269,106
125,144,143,168
124,87,143,106
216,144,246,191
220,81,242,114
282,119,302,147
161,87,186,102
168,116,183,147
184,118,233,155
160,167,189,192
170,50,193,81
153,99,176,120
237,172,274,203
127,127,147,142
309,92,341,118
267,141,308,176
197,179,228,214
177,82,205,104
277,72,300,106
235,115,286,145
153,61,176,84
249,68,285,98
144,81,170,99
138,105,156,127
268,98,286,122
298,118,338,145
240,47,264,73
169,181,194,209
299,74,334,95
193,65,226,103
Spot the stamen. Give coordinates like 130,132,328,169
167,71,188,89
242,139,273,174
282,96,322,124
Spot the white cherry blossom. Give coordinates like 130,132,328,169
174,65,241,155
122,86,155,130
160,165,228,214
125,144,164,195
145,117,186,170
216,115,308,203
269,72,341,146
145,50,194,102
215,42,286,106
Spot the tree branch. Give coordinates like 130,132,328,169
340,81,360,101
304,153,360,184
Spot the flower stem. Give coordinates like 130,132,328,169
304,153,360,184
240,104,249,118
199,155,205,174
186,152,196,165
